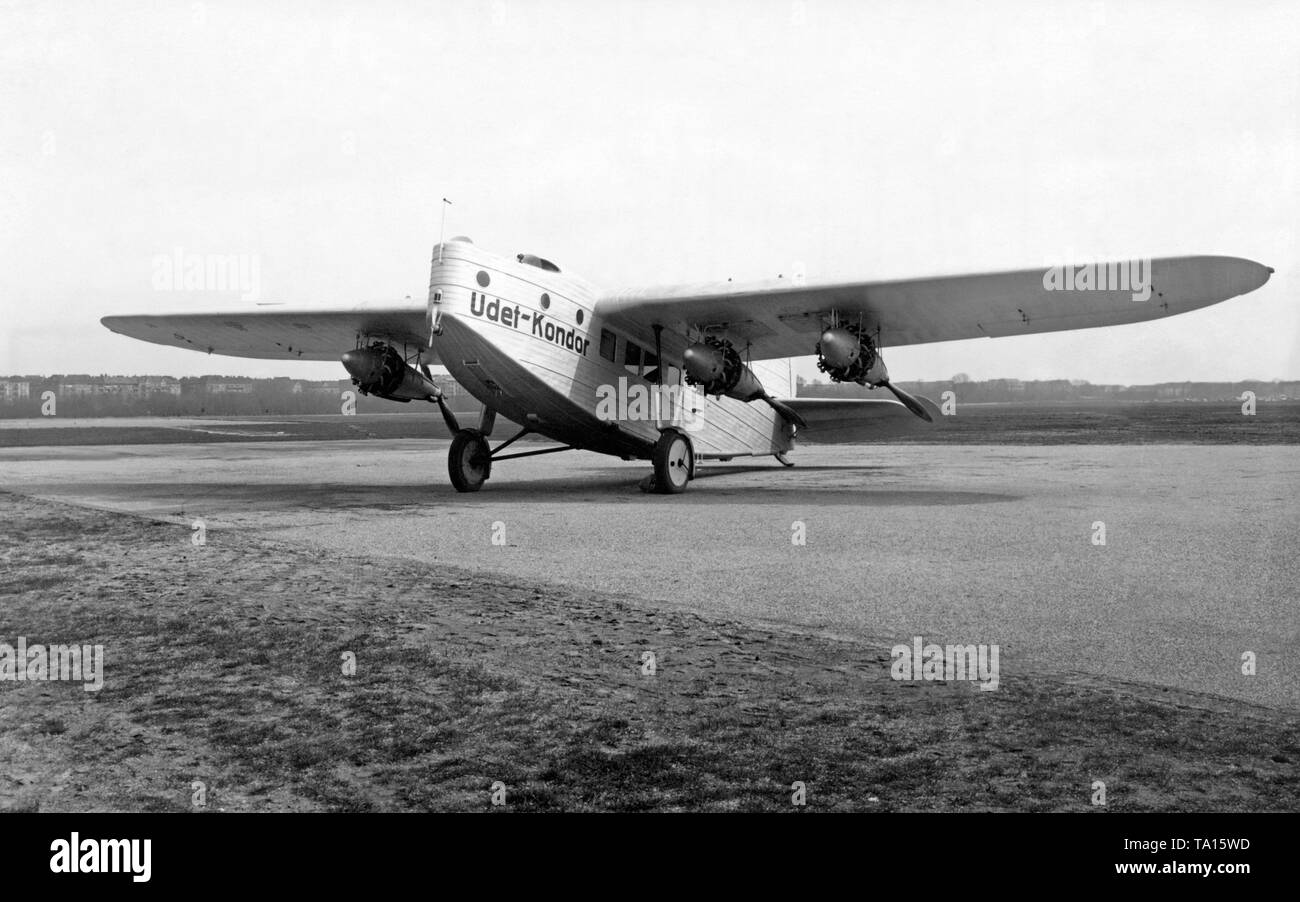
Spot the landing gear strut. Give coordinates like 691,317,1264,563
446,417,577,493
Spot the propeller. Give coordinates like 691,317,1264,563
761,394,807,429
879,380,933,422
817,325,932,422
421,363,462,433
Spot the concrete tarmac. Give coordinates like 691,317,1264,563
1,439,1296,710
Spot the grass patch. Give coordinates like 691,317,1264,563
1,489,1297,812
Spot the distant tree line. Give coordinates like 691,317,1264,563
798,376,1300,403
0,375,477,418
2,373,1296,419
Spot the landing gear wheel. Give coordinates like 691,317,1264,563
448,430,491,493
652,429,692,494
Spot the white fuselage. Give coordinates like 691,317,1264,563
427,239,793,460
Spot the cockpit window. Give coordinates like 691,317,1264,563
517,253,561,273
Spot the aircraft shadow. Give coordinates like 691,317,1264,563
32,477,1019,511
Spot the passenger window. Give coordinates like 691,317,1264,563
623,341,642,374
642,351,661,383
599,329,617,362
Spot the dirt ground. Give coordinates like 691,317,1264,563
1,490,1295,812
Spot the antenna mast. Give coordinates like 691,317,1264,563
437,197,452,262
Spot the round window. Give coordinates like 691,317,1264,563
540,293,550,310
476,271,490,288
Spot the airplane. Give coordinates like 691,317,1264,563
102,239,1272,494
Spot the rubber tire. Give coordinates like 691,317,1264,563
448,430,491,493
652,430,692,494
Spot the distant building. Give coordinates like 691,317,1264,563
0,380,30,402
100,377,145,397
197,377,254,394
43,375,182,398
51,375,99,396
303,379,348,394
140,376,181,395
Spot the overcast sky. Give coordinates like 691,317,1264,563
2,0,1296,383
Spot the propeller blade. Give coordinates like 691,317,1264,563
436,397,461,434
762,394,808,429
421,363,462,432
881,381,933,422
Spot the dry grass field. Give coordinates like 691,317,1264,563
2,491,1296,812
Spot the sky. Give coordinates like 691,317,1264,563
1,0,1297,384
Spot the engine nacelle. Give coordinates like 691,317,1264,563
816,326,889,386
683,338,765,401
341,343,440,403
681,335,808,428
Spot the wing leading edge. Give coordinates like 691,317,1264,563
100,301,432,363
597,256,1272,360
